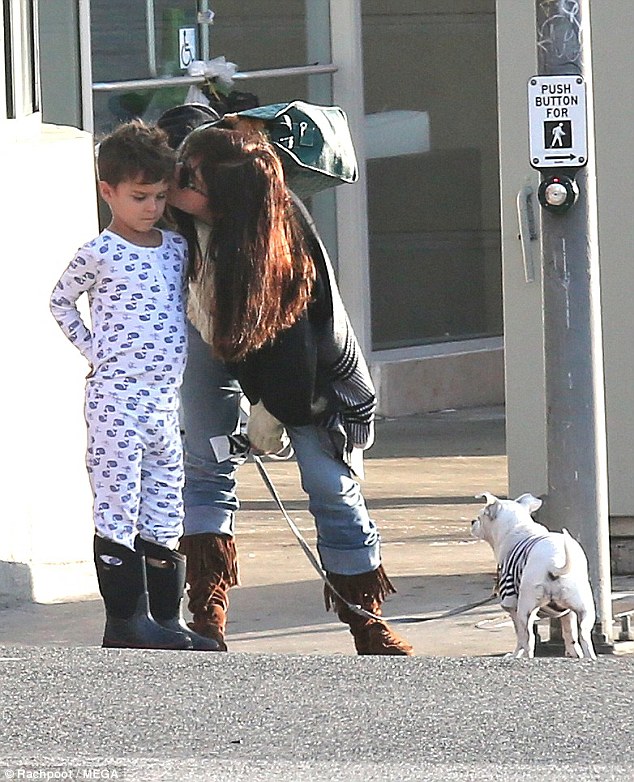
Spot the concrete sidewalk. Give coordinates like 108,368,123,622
1,406,632,656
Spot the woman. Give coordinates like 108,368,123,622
161,109,413,655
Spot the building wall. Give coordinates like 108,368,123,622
0,121,99,603
496,2,546,495
591,3,634,519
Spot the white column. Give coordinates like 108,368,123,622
328,0,371,355
0,123,99,603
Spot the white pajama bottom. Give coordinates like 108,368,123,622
84,386,184,551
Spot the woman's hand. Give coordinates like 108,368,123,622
247,401,290,455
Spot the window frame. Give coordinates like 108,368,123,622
3,0,40,119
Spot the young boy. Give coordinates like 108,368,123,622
50,120,219,651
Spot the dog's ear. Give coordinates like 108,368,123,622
515,493,543,514
476,492,500,518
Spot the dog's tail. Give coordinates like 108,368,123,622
548,528,575,580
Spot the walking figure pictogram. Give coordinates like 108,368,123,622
543,119,572,151
551,122,566,147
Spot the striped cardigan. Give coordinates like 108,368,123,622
294,196,376,454
189,194,376,468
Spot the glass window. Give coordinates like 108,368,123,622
363,1,502,350
89,1,336,256
3,0,39,118
90,0,331,136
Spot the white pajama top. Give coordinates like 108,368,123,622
50,229,188,411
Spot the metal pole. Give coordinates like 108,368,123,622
198,0,211,62
146,0,157,77
92,64,338,94
536,0,613,647
329,0,371,356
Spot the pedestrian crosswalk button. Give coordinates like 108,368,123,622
537,174,579,214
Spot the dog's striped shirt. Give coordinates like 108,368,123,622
499,535,549,605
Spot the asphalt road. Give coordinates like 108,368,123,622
1,647,632,781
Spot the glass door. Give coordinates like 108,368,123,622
88,1,335,136
91,0,198,133
362,1,502,351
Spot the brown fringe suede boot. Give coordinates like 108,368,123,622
178,532,239,652
324,565,414,656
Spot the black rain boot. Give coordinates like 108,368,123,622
93,535,192,650
143,540,222,651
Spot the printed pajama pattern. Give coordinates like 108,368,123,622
51,230,188,550
85,388,184,549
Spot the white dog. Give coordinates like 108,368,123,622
471,492,597,659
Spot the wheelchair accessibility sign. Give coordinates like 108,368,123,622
528,75,587,168
179,27,196,69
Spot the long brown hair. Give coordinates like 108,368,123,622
179,127,316,362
